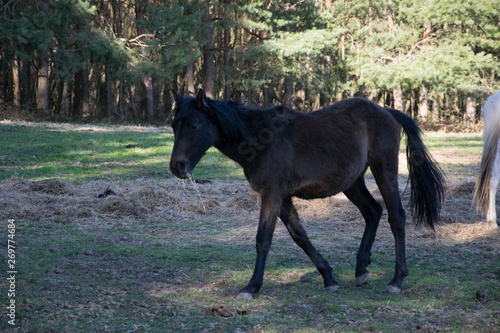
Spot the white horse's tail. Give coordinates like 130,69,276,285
474,90,500,215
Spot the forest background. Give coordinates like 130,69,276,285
1,0,499,126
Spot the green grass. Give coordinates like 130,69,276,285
0,123,245,183
3,219,499,332
423,132,483,151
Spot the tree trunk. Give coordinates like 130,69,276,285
284,77,293,108
202,5,215,98
0,55,6,104
224,27,231,99
25,61,33,106
61,80,70,116
128,84,139,120
320,94,330,108
340,35,345,60
67,80,73,117
105,63,112,118
431,99,439,122
184,58,195,96
263,88,269,108
320,55,331,107
36,47,49,111
393,86,403,111
418,85,428,122
74,64,90,118
465,96,476,125
409,90,416,118
13,54,20,108
81,65,90,118
135,3,154,120
163,82,173,121
295,89,305,111
144,78,154,121
368,0,373,37
73,69,82,118
259,30,268,107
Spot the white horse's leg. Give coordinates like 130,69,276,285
487,138,500,227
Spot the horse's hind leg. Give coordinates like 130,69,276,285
371,163,407,293
279,197,338,292
487,139,500,227
343,175,383,286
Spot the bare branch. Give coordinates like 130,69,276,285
405,37,432,59
376,56,395,64
120,33,155,44
244,28,270,41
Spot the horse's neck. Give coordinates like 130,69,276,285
214,109,270,168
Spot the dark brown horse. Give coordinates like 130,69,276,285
170,89,445,299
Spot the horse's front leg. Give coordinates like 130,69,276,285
238,193,281,299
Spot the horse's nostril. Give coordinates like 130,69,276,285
175,161,188,176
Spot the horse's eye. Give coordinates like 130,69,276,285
191,122,199,130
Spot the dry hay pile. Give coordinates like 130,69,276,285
437,180,500,244
0,176,498,246
0,177,260,225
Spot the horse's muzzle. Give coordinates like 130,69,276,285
170,160,190,179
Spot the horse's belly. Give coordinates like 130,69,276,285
292,176,352,200
289,158,367,199
294,187,340,200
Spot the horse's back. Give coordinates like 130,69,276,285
482,91,500,141
300,98,401,154
275,98,402,198
483,90,500,120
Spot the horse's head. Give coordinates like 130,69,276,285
169,89,219,179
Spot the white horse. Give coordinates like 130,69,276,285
474,90,500,228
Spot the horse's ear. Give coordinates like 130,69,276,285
171,90,183,118
196,89,209,110
172,90,183,105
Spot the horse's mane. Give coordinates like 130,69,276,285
205,98,252,139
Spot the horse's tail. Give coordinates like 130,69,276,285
474,91,500,215
386,108,446,229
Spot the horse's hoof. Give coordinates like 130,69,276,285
237,292,254,300
356,272,370,286
487,220,499,229
386,285,402,293
325,285,339,293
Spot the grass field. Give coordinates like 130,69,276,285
0,121,499,332
0,121,245,183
